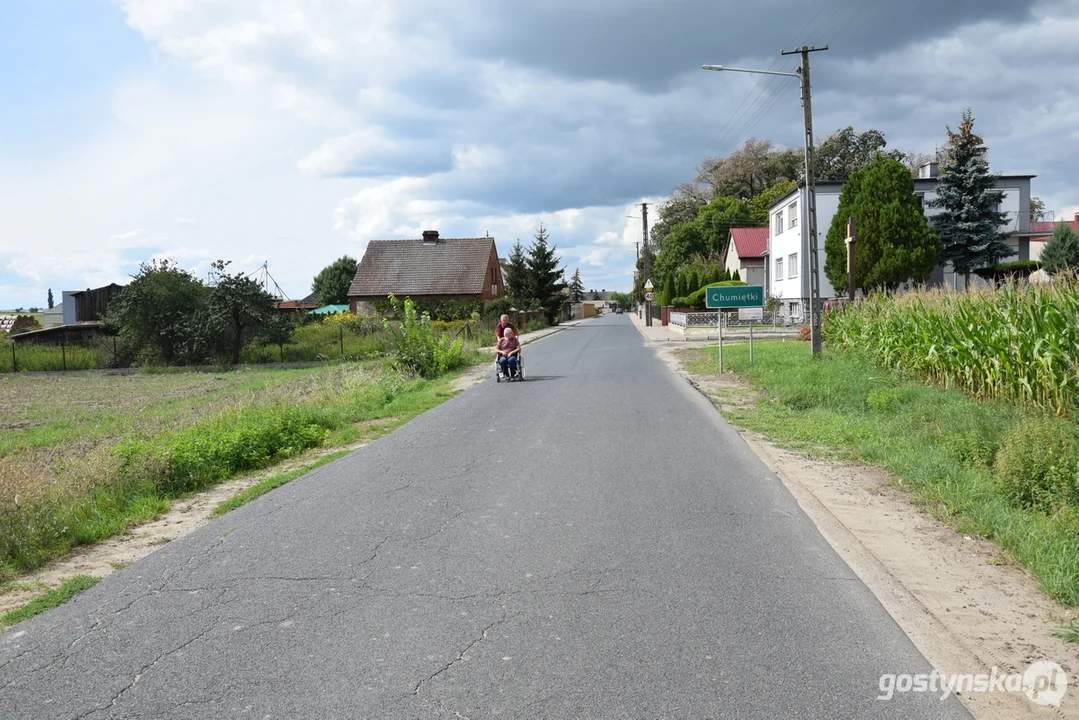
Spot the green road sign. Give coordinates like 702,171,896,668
705,285,764,309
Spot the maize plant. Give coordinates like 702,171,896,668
823,277,1079,417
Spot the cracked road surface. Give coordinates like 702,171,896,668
0,316,970,718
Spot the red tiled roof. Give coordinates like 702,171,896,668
349,237,497,297
729,227,769,259
1030,217,1079,240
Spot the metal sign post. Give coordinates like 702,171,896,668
738,307,763,367
705,286,764,374
717,312,723,373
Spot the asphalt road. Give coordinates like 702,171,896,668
0,316,970,719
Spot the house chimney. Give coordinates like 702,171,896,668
422,230,439,244
918,162,939,179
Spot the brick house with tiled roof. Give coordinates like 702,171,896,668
722,227,768,287
347,231,505,312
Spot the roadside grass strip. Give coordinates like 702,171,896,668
683,342,1079,619
211,450,352,518
1054,621,1079,644
1,575,100,628
0,359,483,583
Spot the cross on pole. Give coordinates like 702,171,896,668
845,217,858,302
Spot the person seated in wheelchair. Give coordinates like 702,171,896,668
495,327,521,378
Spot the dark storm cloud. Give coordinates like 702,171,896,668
438,0,1038,90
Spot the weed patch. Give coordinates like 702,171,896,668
211,450,351,517
1,575,100,628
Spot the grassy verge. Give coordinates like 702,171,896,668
0,355,487,583
211,450,352,518
682,341,1079,612
1,575,100,628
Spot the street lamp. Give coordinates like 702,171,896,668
702,46,827,356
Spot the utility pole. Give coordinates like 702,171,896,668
781,44,827,356
641,202,652,326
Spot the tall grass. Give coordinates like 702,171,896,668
824,278,1079,416
0,341,100,372
0,362,461,580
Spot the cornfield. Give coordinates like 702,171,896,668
824,278,1079,417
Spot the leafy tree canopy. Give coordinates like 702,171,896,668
311,255,358,305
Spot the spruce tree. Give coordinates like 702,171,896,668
47,288,54,309
505,240,530,306
526,224,566,324
1040,223,1079,274
569,268,585,302
929,109,1012,279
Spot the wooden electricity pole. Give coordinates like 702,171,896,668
782,44,828,355
641,202,652,326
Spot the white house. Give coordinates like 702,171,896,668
765,163,1037,319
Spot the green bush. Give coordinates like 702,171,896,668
683,280,748,310
383,295,466,377
241,322,391,363
523,317,548,333
995,415,1079,512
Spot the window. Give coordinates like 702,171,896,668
788,202,798,228
776,257,784,281
773,210,784,235
788,253,798,278
915,193,925,211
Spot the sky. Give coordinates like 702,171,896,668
2,0,1079,308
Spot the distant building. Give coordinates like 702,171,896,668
1026,213,1079,263
723,228,768,287
11,283,124,345
348,231,505,313
766,163,1036,320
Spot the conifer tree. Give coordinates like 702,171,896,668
525,224,566,324
929,109,1011,280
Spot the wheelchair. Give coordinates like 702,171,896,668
495,349,525,382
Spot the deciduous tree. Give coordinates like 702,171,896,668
311,255,358,305
209,260,278,364
103,258,209,365
813,127,904,182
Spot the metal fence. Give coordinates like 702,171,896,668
669,310,799,329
